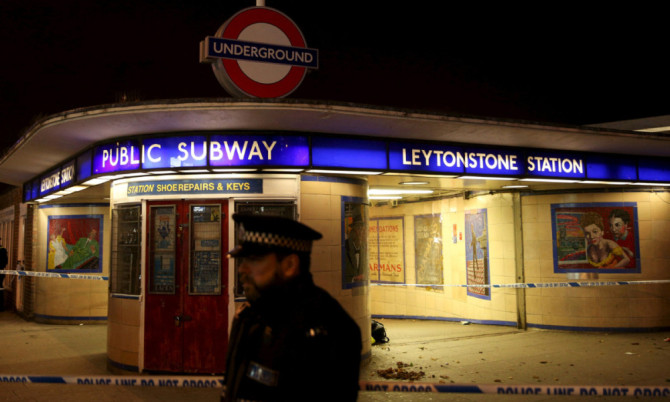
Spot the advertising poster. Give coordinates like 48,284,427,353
369,217,405,283
414,215,443,288
551,203,640,273
151,207,176,293
465,209,490,299
342,200,368,289
47,215,103,273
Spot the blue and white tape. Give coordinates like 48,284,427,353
2,269,669,288
361,381,670,397
1,375,668,396
0,270,108,281
0,375,222,387
373,279,670,289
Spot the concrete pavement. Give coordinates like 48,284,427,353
0,311,669,401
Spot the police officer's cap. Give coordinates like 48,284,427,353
228,213,323,258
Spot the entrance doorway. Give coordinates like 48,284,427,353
144,200,229,373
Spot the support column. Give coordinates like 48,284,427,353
513,192,526,330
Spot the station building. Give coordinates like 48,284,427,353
1,5,669,375
0,100,669,374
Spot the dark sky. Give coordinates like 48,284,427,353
1,1,668,155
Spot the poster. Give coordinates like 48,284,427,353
369,217,405,283
414,215,443,287
151,207,176,293
465,209,490,299
47,215,103,273
342,199,367,289
551,203,640,273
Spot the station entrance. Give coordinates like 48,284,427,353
143,200,229,373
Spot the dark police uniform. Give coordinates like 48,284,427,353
223,214,362,401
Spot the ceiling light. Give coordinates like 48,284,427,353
369,195,402,200
502,185,529,189
629,182,670,186
150,170,178,175
399,181,429,185
579,180,631,185
82,176,113,185
519,178,579,183
55,185,89,195
178,169,210,173
306,169,383,175
211,169,257,172
369,189,434,195
459,176,514,181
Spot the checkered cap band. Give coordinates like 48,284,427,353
240,228,313,253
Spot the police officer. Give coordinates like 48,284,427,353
223,214,362,401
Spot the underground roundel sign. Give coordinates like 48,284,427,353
199,7,319,98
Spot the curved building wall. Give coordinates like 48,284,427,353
33,203,110,324
300,175,371,359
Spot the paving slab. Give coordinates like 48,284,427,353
1,312,669,401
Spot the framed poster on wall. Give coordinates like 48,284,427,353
551,203,640,273
342,197,368,289
369,217,405,284
414,214,443,288
47,214,103,273
465,209,490,299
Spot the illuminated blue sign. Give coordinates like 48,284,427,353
524,151,585,179
209,134,309,167
142,136,208,169
312,137,386,170
39,161,75,197
22,131,670,202
638,157,670,182
77,150,93,182
389,142,522,175
93,140,141,174
586,155,636,181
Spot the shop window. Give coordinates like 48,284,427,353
233,201,296,297
189,204,222,295
110,205,141,295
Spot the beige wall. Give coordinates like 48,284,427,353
370,191,670,330
33,204,109,323
523,191,670,329
107,296,140,371
300,176,371,358
370,193,518,325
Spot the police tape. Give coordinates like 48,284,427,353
0,270,108,281
1,375,669,397
372,279,670,289
361,381,670,397
0,374,223,387
2,269,669,288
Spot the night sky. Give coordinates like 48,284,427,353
1,1,668,155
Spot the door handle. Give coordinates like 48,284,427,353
174,314,193,327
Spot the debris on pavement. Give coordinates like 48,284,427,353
376,361,426,381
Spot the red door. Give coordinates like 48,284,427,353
144,200,229,373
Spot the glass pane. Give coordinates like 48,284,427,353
150,206,176,294
233,202,296,297
110,205,141,295
190,205,221,295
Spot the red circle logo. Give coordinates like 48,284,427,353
202,7,318,98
